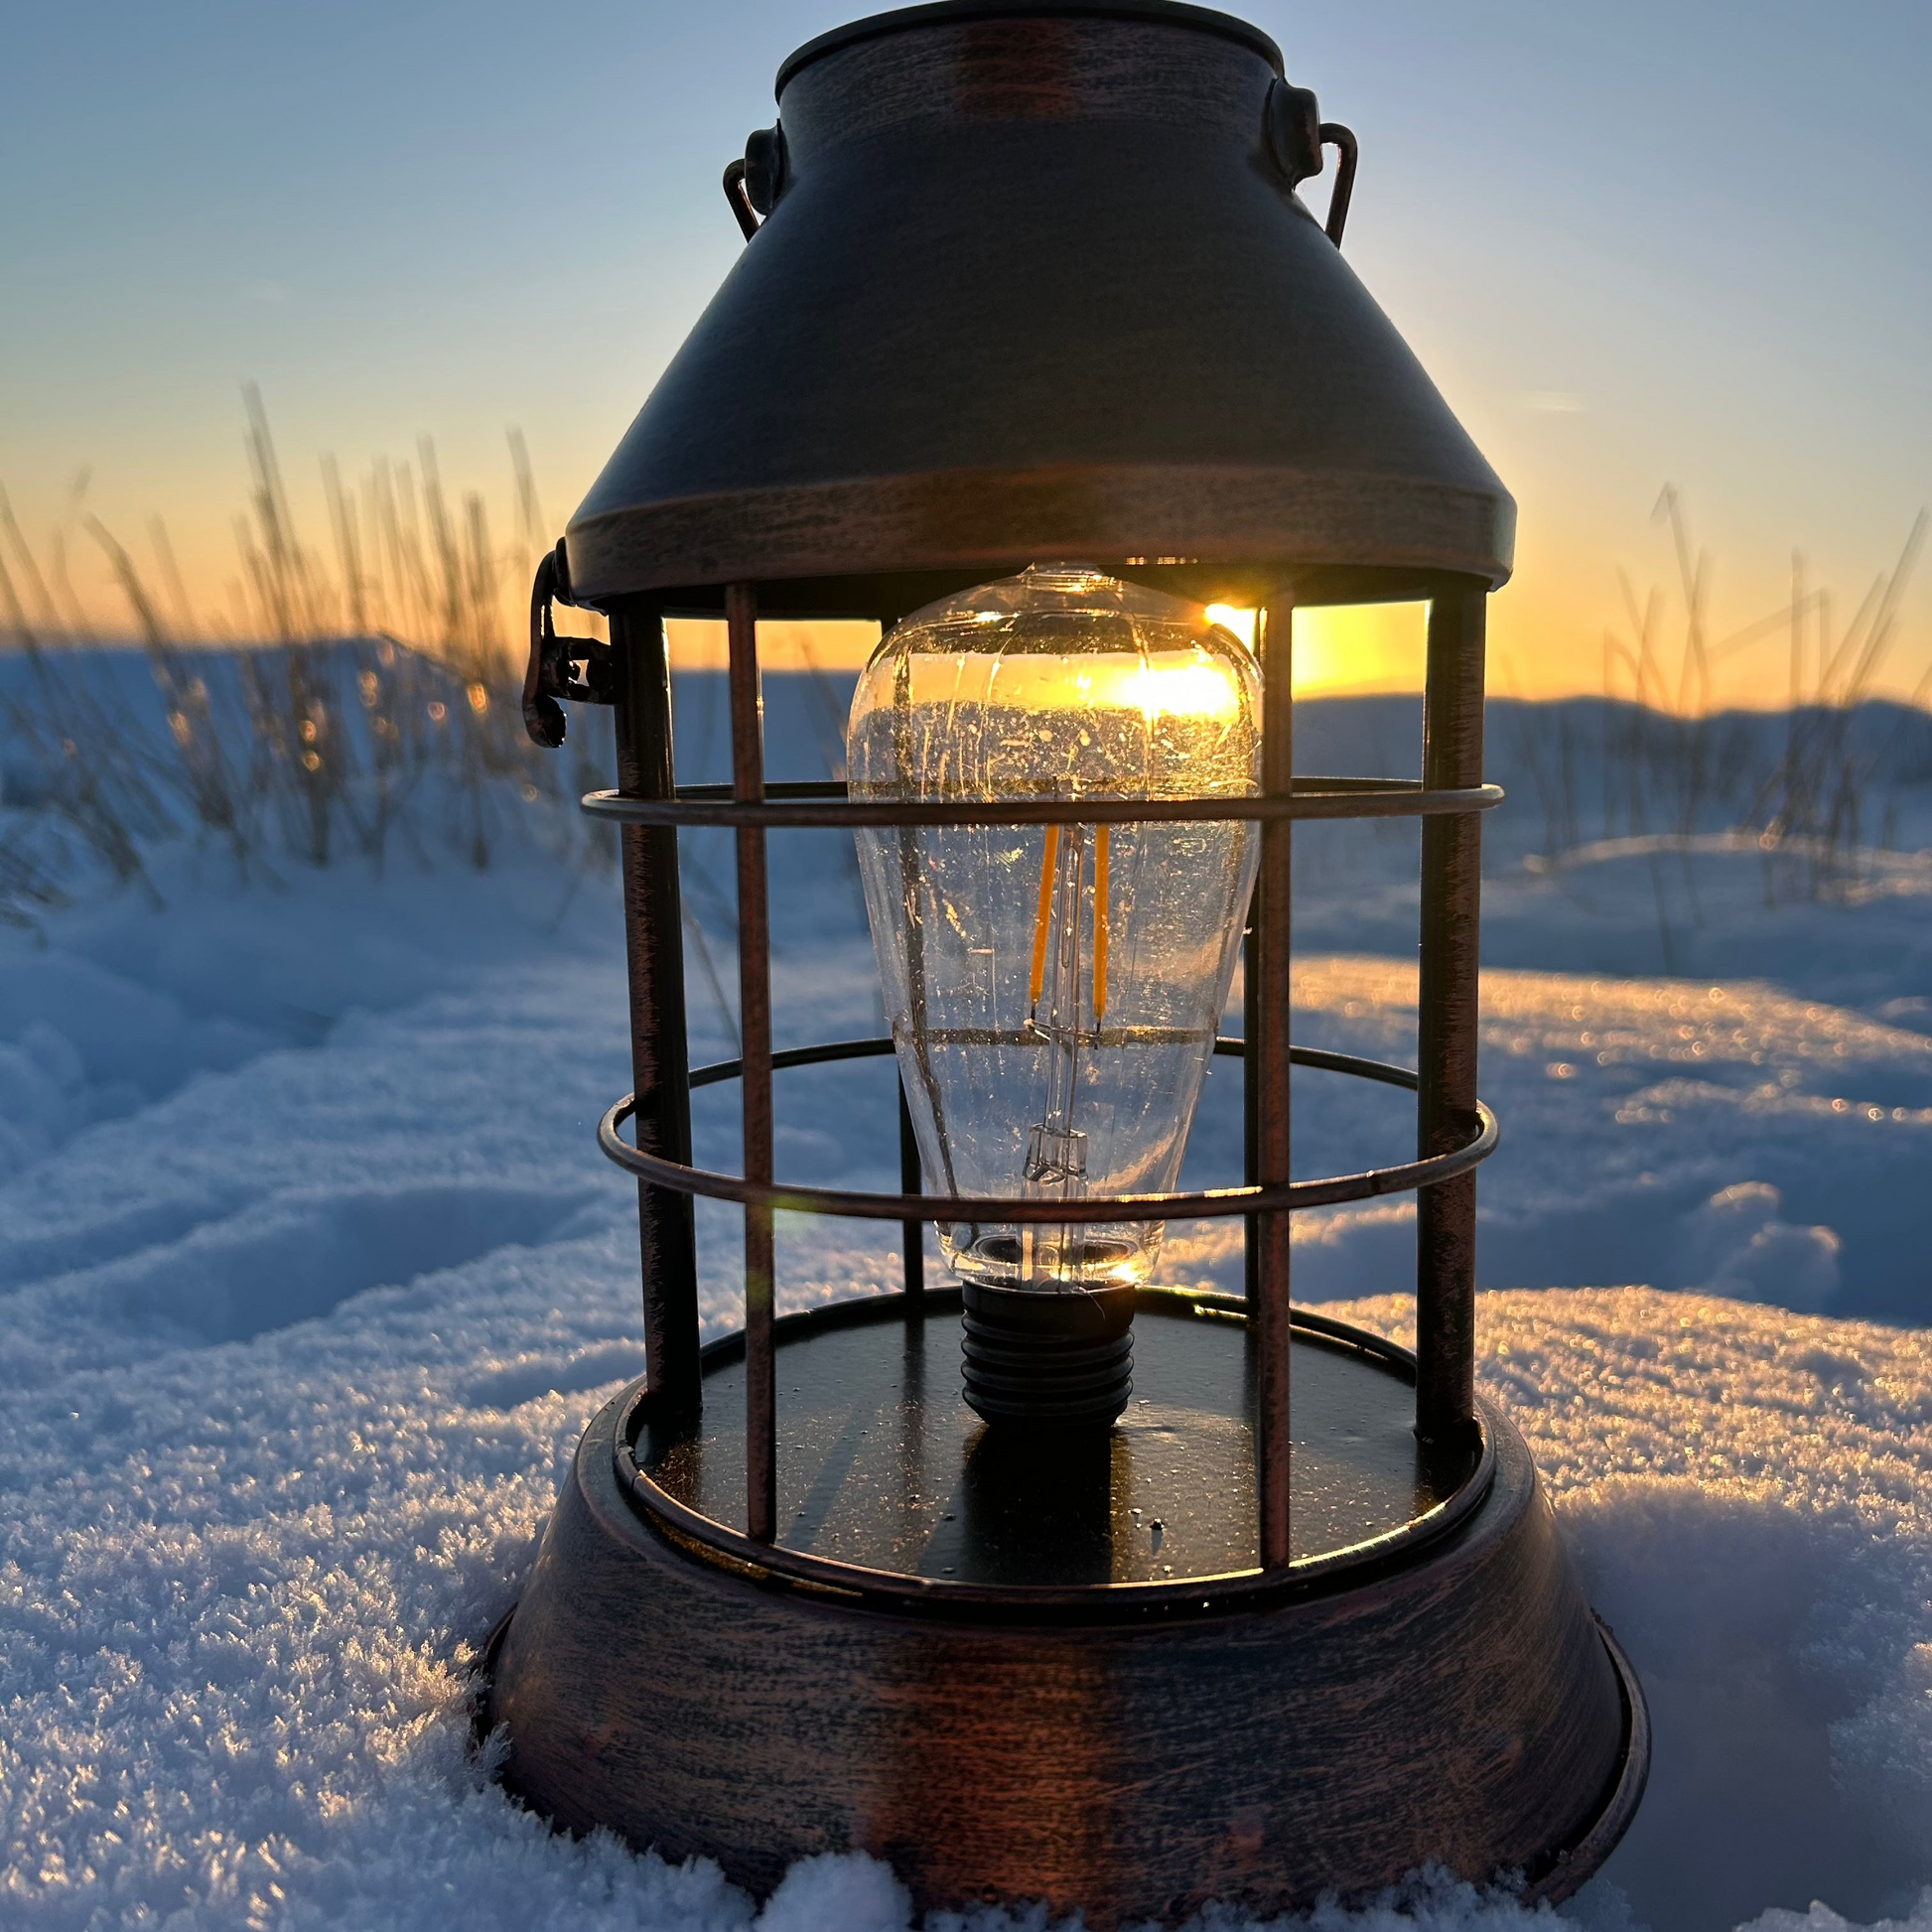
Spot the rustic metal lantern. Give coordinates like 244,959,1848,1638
490,3,1648,1922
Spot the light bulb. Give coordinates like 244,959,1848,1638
848,566,1263,1426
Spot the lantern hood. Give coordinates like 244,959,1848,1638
564,0,1515,618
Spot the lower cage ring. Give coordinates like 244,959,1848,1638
611,1289,1498,1618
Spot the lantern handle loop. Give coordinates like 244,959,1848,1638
1313,124,1359,249
522,541,616,749
1262,84,1358,249
725,125,789,242
1318,122,1358,247
722,159,760,242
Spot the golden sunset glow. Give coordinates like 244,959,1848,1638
1114,657,1243,721
668,603,1438,698
3,0,1921,720
864,647,1250,719
665,618,881,672
1208,603,1429,696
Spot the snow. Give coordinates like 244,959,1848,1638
1,659,1930,1930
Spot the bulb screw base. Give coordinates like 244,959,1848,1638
960,1282,1134,1429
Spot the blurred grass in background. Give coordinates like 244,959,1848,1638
0,391,613,925
1,395,1925,946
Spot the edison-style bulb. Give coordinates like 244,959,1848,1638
848,567,1263,1330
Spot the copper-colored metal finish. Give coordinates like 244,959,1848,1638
726,582,776,1542
774,0,1286,85
597,1074,1496,1222
610,1291,1492,1610
681,1034,1431,1099
582,775,1505,828
485,1300,1646,1926
1523,1618,1653,1907
572,469,1515,616
897,1079,924,1304
1417,588,1487,1447
1242,886,1261,1308
611,605,701,1420
721,158,759,241
563,7,1514,603
1253,605,1294,1569
1317,121,1358,243
497,0,1644,1907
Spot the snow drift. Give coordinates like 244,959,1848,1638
1,668,1929,1929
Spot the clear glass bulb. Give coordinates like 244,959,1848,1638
848,565,1263,1296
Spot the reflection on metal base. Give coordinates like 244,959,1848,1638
485,1295,1645,1922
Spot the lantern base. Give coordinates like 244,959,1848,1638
483,1295,1646,1925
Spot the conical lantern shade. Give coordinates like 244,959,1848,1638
563,0,1515,614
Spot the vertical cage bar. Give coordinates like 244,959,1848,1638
1254,602,1295,1570
1416,585,1487,1448
612,601,701,1422
897,1078,925,1306
727,582,777,1543
1242,885,1261,1308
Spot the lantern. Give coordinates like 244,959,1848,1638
490,4,1648,1923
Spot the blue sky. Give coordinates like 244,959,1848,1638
2,0,1927,697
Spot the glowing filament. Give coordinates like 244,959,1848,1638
1027,823,1111,1023
1030,824,1060,1008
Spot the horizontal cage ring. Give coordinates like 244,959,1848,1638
580,780,1503,830
597,1037,1497,1219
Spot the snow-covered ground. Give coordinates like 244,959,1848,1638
1,662,1929,1930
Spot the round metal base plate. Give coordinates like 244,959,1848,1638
638,1293,1460,1586
486,1300,1647,1924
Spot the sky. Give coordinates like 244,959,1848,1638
2,0,1928,703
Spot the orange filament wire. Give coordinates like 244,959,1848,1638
1093,824,1109,1018
1029,823,1060,1008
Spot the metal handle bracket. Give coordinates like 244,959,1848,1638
1264,81,1359,247
523,542,616,749
1317,122,1358,247
724,124,787,242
